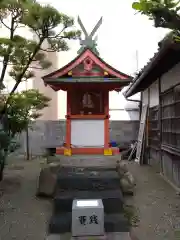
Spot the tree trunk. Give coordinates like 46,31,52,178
26,127,30,160
0,159,5,182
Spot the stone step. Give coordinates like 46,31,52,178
53,190,124,214
52,155,119,168
57,169,120,191
48,213,130,234
59,166,118,172
46,232,132,240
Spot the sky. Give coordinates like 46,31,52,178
36,0,170,111
2,0,169,90
39,0,169,76
1,0,170,118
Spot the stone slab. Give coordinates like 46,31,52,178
57,166,117,172
46,232,132,240
72,235,106,240
104,214,130,232
53,155,119,168
57,169,120,191
48,213,130,234
57,168,119,179
72,199,104,237
54,189,124,214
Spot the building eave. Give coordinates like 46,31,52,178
44,79,131,92
125,40,180,98
44,77,131,84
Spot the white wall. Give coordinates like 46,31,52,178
149,80,159,107
142,80,159,108
142,61,180,108
109,110,139,121
142,88,149,105
109,90,140,121
161,62,180,92
30,36,59,120
71,120,104,147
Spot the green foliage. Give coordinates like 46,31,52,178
0,0,80,179
132,0,180,30
0,89,50,179
1,89,50,137
0,0,81,91
123,204,140,227
132,0,180,15
0,127,10,150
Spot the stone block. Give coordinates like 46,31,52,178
54,189,124,214
72,235,106,240
49,213,72,234
116,162,128,176
104,214,130,232
119,172,136,195
57,166,117,172
57,169,120,191
36,162,61,197
72,199,104,237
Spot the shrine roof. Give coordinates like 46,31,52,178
42,48,132,86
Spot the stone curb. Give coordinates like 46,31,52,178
46,232,132,240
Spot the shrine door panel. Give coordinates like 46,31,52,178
70,91,105,115
71,120,104,147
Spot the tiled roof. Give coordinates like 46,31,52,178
124,31,180,97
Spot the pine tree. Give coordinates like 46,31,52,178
0,0,81,180
0,0,81,109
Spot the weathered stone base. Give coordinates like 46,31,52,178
46,163,133,238
47,155,120,168
54,189,124,214
56,168,120,191
46,232,132,240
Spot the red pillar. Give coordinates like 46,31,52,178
104,91,109,149
65,90,71,149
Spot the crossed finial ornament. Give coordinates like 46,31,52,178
77,16,103,55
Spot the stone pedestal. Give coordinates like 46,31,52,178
72,199,104,237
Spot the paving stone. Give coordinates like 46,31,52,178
48,213,130,234
57,169,120,191
54,189,124,214
46,232,132,240
104,214,130,232
46,235,61,240
48,213,72,234
106,232,132,240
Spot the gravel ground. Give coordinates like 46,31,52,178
127,161,180,240
0,158,52,240
0,158,180,240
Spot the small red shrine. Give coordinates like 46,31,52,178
42,17,132,156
